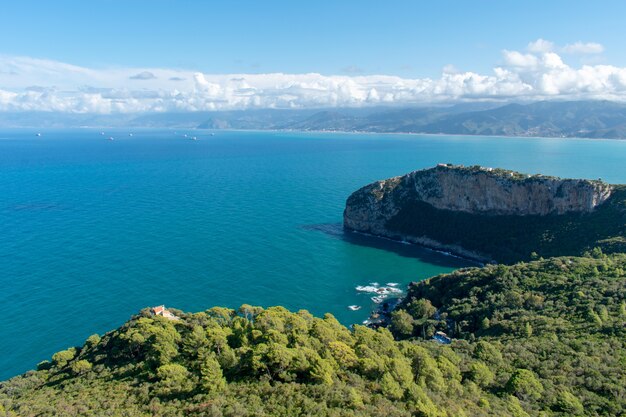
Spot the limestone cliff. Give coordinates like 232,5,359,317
344,165,622,263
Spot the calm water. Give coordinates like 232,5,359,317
2,129,626,380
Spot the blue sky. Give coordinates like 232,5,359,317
1,0,625,77
1,1,626,112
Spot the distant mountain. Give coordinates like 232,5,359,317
417,101,626,138
2,101,626,139
277,101,626,139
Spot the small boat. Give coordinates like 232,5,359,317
192,136,197,140
128,133,133,137
100,132,105,135
36,133,42,137
210,133,215,136
108,136,114,141
348,305,361,311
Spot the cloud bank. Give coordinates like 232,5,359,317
0,39,624,113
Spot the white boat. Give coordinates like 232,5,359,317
108,136,114,141
128,133,133,137
36,133,42,137
348,305,361,311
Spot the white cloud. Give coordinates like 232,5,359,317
503,50,539,69
562,42,604,54
527,38,554,53
0,41,625,113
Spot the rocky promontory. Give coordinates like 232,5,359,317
344,165,625,263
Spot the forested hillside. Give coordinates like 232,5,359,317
1,253,625,416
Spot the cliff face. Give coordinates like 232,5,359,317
344,165,620,263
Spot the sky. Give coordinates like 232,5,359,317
1,0,626,113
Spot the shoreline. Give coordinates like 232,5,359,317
4,126,626,142
196,127,626,142
344,227,489,266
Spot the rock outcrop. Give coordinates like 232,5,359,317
344,165,619,263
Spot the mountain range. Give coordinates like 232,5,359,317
2,100,626,139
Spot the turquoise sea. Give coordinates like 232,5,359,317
2,129,626,380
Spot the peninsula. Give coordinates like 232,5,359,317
2,166,626,416
344,164,626,263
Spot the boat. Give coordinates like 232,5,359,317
108,136,114,141
348,305,361,311
36,133,41,137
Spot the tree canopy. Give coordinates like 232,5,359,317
1,254,625,416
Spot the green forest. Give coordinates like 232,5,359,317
386,183,626,264
1,252,625,416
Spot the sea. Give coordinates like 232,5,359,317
2,128,626,380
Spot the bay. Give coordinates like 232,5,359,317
1,128,626,380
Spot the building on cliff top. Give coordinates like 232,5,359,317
150,305,180,321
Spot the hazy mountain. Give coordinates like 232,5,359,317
418,101,626,138
2,101,626,139
277,101,626,138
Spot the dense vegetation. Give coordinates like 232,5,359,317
1,253,625,416
386,185,626,264
391,251,626,416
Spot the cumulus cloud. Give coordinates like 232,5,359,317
129,71,157,80
503,50,539,69
527,38,554,53
562,42,604,54
0,40,625,113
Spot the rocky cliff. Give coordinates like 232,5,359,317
344,165,623,263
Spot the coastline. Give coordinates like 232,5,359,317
199,127,626,142
344,227,489,265
8,126,625,142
